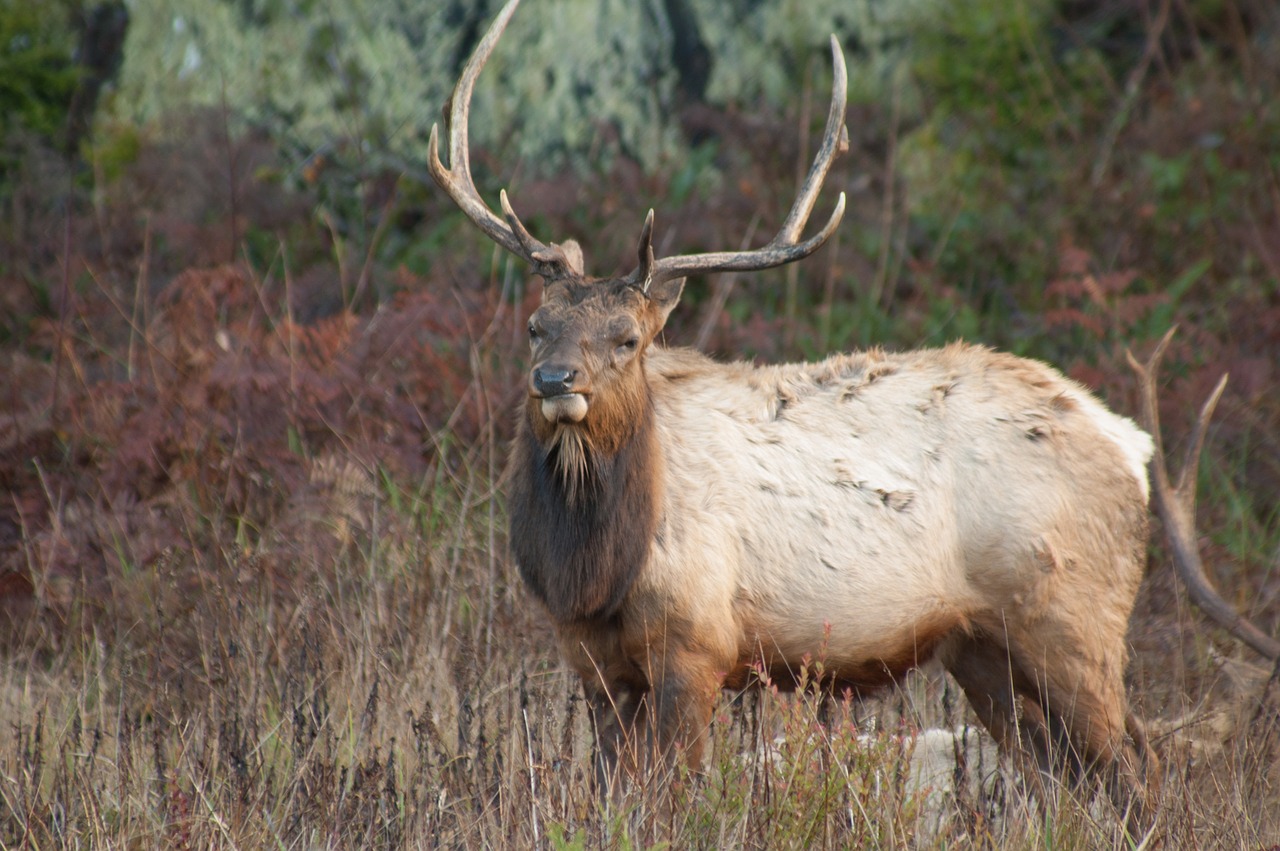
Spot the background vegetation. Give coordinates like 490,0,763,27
1,0,1278,846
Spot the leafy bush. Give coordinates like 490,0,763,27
0,0,80,147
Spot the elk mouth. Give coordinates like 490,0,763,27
538,393,589,424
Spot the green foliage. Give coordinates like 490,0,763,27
113,0,438,162
896,0,1112,332
1142,144,1255,235
108,0,929,174
85,117,141,180
693,0,925,105
0,0,81,144
908,0,1101,142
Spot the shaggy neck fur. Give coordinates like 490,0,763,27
545,425,594,507
508,375,660,624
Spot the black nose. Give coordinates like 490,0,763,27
534,366,577,396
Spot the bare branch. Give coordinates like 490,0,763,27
1128,330,1280,661
1178,373,1227,497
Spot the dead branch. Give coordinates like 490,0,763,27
1127,327,1280,661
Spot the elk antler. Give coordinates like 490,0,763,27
432,0,848,286
630,35,850,289
428,0,573,280
1127,327,1280,661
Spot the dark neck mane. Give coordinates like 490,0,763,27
508,389,660,623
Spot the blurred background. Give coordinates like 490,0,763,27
1,0,1277,846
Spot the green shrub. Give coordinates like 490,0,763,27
0,0,81,147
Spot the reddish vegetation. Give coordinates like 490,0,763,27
1,260,531,643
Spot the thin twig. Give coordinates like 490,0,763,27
1091,0,1172,187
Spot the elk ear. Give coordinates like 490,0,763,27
555,240,585,276
646,275,685,328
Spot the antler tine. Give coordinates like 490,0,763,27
428,0,552,266
645,35,849,284
1127,328,1280,661
636,209,656,294
777,35,850,245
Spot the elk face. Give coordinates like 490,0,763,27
526,273,683,432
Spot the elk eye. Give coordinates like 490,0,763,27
616,338,639,356
528,323,540,341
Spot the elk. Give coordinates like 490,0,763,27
429,0,1278,822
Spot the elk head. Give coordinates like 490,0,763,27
428,0,851,451
520,212,683,448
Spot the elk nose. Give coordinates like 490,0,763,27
534,366,577,397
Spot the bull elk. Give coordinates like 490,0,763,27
429,0,1278,822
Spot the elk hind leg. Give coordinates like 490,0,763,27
941,633,1058,786
945,631,1156,828
1011,636,1157,828
1040,674,1157,828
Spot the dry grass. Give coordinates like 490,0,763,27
3,520,1277,849
2,270,1277,849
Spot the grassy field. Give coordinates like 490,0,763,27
1,474,1274,851
1,258,1277,848
3,2,1280,848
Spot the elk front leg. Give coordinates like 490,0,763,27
559,623,654,792
645,651,720,770
585,680,648,794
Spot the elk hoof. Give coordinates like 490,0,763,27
541,394,588,423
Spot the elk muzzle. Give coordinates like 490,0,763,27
533,366,589,424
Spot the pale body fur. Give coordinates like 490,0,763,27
642,343,1149,662
557,342,1155,804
